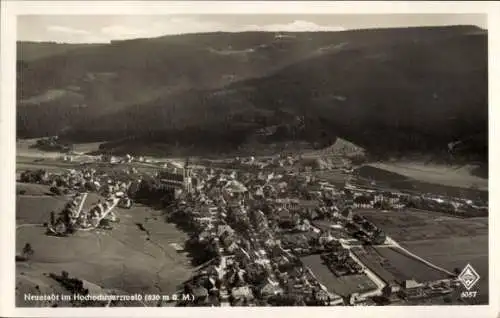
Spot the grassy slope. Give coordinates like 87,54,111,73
16,201,194,306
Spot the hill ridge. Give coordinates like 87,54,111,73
17,25,487,162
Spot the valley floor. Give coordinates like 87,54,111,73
367,162,487,191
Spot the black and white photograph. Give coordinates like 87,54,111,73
1,1,497,316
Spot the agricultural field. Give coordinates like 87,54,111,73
301,254,377,297
16,195,67,225
16,183,53,196
356,209,488,242
354,164,487,201
16,188,102,226
373,247,449,283
311,169,347,187
366,162,488,191
356,208,488,304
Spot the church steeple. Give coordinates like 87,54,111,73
183,157,193,193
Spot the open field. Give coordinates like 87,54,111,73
301,254,377,297
16,195,67,225
356,209,488,242
373,247,449,283
16,199,194,306
366,162,487,191
313,164,488,202
16,183,53,196
311,170,346,187
354,164,487,201
402,236,488,304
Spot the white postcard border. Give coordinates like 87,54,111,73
1,1,499,317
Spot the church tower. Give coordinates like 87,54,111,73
183,158,193,193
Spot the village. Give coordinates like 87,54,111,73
16,149,487,306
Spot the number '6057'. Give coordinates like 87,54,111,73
461,291,477,298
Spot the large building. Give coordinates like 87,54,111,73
158,164,193,194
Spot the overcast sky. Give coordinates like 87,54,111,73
18,14,487,43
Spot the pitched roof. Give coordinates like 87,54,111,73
192,286,209,298
224,180,248,193
231,286,254,300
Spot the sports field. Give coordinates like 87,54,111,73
301,254,377,297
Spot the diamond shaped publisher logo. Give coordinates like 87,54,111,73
458,264,480,290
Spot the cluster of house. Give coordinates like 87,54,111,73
48,192,87,235
17,166,138,236
345,180,488,217
33,136,71,152
47,189,122,236
169,161,435,306
219,153,350,176
60,151,155,166
346,215,387,245
405,194,488,217
342,183,407,210
168,168,363,306
20,166,135,206
99,154,139,164
20,168,99,191
232,155,298,170
168,159,476,306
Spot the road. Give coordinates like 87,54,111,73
75,193,89,218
